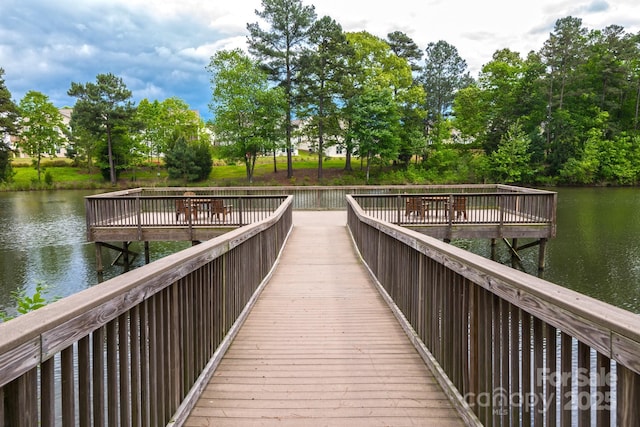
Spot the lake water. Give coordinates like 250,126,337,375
0,190,190,317
1,187,639,317
454,187,640,313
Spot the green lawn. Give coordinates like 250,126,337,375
4,154,356,190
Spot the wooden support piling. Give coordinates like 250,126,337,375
95,242,103,273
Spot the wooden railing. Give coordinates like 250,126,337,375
353,192,556,225
347,195,640,426
85,194,288,229
90,184,542,211
0,196,293,427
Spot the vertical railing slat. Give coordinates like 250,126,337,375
41,357,55,427
61,346,75,427
118,313,131,427
92,326,105,427
78,336,91,427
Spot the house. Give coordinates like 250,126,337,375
293,119,346,158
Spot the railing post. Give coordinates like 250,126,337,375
617,365,640,427
186,196,194,242
136,194,142,241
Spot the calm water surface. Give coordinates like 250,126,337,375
454,187,640,313
1,187,639,317
0,190,189,317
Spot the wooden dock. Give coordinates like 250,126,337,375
183,211,466,426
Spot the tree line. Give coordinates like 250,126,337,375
2,0,640,186
211,2,640,185
0,69,211,185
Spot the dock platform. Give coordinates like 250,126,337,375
184,211,466,426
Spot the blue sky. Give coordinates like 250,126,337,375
1,0,639,121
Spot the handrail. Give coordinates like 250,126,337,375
352,192,556,225
85,185,556,211
346,195,640,426
0,196,293,426
85,195,287,228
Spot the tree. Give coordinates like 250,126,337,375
207,49,286,183
0,68,19,182
67,125,98,172
477,49,545,153
134,99,163,161
164,133,212,182
540,17,589,172
386,31,423,73
135,97,203,162
247,0,317,178
342,31,418,171
490,122,534,183
386,31,427,166
349,87,401,182
583,25,639,138
452,84,485,141
421,40,473,145
297,16,350,179
68,73,135,185
17,91,66,181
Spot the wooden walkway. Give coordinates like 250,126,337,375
184,211,465,426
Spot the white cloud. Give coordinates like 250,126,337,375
1,0,640,119
132,82,165,101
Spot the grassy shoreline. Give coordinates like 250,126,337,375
2,155,373,191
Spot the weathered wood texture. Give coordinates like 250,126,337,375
85,194,288,242
85,186,556,243
353,192,557,240
95,184,546,211
347,195,640,427
0,197,293,427
184,211,466,427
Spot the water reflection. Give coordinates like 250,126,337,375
1,187,640,317
0,190,189,318
452,187,640,314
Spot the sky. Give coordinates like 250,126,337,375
1,0,639,121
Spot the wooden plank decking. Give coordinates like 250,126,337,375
184,211,465,426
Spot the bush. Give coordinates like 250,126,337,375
165,134,212,182
44,170,53,185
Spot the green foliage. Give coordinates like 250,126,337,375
18,91,66,182
44,170,53,186
0,282,58,322
208,49,286,183
560,132,640,185
422,40,473,125
0,68,19,183
297,15,351,179
135,97,203,161
386,31,424,72
165,134,212,182
247,0,317,178
68,73,136,185
0,148,14,183
349,88,401,182
490,123,535,183
422,147,466,183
